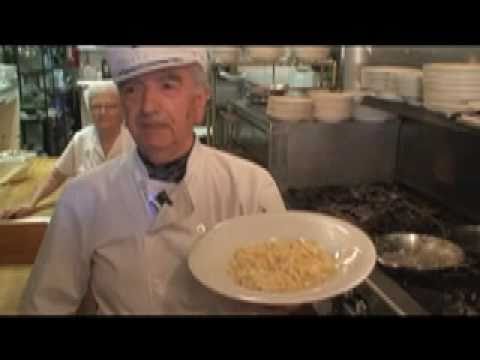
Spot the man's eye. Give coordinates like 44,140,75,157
122,85,138,95
162,81,177,90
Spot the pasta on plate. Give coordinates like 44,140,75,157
228,239,336,292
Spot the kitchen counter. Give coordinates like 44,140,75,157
0,157,61,314
0,156,62,217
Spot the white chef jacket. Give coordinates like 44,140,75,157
55,125,134,177
20,138,287,315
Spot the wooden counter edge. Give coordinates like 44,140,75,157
0,216,50,265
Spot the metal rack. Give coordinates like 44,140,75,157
207,49,339,149
1,46,79,155
209,61,246,148
0,64,20,150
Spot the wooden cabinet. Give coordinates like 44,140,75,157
0,218,48,265
0,218,48,314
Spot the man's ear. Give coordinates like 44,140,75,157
192,88,210,125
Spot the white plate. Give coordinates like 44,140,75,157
424,93,480,100
375,93,404,102
423,85,480,92
188,211,377,306
423,74,480,81
467,100,480,110
423,102,472,114
424,63,480,71
362,66,420,74
457,114,480,128
423,82,480,90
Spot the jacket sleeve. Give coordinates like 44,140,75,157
256,172,287,213
54,134,78,177
18,182,92,315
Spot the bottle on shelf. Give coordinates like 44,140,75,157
101,58,111,79
82,53,97,81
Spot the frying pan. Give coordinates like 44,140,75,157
375,233,467,271
450,226,480,256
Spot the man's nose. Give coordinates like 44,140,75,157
141,84,161,115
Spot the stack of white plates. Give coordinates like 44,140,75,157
212,47,240,65
467,100,480,111
308,91,354,123
361,66,422,100
293,47,330,64
266,96,313,121
423,63,480,114
397,69,423,101
246,47,284,63
457,113,480,128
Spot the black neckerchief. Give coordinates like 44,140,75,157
138,143,194,183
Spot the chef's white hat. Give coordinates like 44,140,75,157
105,46,209,83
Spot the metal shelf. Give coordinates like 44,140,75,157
2,46,78,155
362,96,480,135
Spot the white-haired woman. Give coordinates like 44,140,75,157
1,82,134,219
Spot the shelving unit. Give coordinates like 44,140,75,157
0,64,20,150
1,46,79,155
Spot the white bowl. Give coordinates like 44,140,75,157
313,111,352,123
267,96,313,121
458,114,480,128
307,89,332,98
423,102,472,114
361,66,422,97
423,72,480,80
246,47,284,63
423,63,480,72
309,92,354,123
424,95,480,104
212,47,240,65
294,47,330,64
467,100,480,110
188,211,377,306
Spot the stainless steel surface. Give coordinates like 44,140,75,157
269,118,401,191
220,101,269,167
341,46,372,91
361,96,480,223
268,83,288,96
451,226,480,255
225,100,401,191
395,107,480,223
331,267,429,315
376,233,466,270
364,46,480,68
213,77,244,147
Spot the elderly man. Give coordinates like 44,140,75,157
1,82,134,220
19,47,286,315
